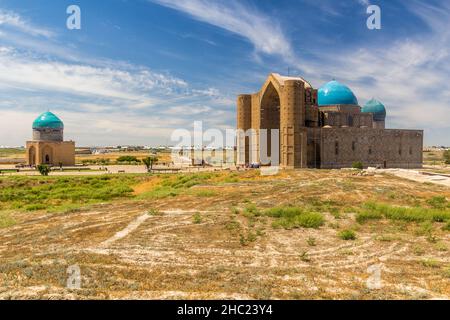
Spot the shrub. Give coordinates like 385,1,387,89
195,190,217,197
265,206,324,229
300,251,311,262
148,209,163,216
0,212,16,228
193,212,202,224
37,164,50,176
359,202,450,224
231,207,240,215
25,204,47,211
352,161,364,170
356,210,382,224
239,231,258,246
339,229,356,240
444,267,450,278
443,222,450,231
296,212,325,228
265,206,302,218
421,259,440,268
225,219,240,231
427,196,448,209
435,242,448,251
307,237,316,246
243,203,260,217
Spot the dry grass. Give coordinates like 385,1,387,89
75,151,172,165
0,169,449,299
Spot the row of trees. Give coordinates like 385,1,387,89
36,156,158,176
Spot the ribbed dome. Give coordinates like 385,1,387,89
362,98,386,121
32,111,64,129
318,80,358,106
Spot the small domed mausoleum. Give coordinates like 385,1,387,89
26,111,75,167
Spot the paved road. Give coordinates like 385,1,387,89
0,164,235,176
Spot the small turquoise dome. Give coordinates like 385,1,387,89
318,80,358,106
32,111,64,129
362,98,386,121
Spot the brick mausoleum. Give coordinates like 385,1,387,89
26,111,75,167
237,73,423,169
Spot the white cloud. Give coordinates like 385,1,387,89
0,10,54,38
0,109,184,146
162,105,212,115
1,2,449,146
328,4,450,130
0,48,189,109
357,0,370,6
0,48,234,146
150,0,449,144
0,6,237,146
150,0,295,62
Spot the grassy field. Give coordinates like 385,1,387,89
0,175,144,214
423,150,448,166
0,169,449,299
0,148,25,157
0,148,26,164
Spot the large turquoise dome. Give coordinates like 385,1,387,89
32,111,64,129
318,80,358,106
362,98,386,121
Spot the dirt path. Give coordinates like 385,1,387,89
381,169,450,187
98,213,150,247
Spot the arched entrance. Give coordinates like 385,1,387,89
29,146,36,166
237,74,308,169
307,141,321,168
41,145,53,165
260,82,281,165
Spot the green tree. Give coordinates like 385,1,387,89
116,155,139,163
37,164,50,176
142,156,158,173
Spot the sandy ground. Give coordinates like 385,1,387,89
382,169,450,187
0,170,449,300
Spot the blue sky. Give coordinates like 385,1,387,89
0,0,448,146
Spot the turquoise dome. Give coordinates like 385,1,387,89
318,80,358,106
32,111,64,129
362,98,386,121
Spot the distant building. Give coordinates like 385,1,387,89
237,73,423,169
26,111,75,166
